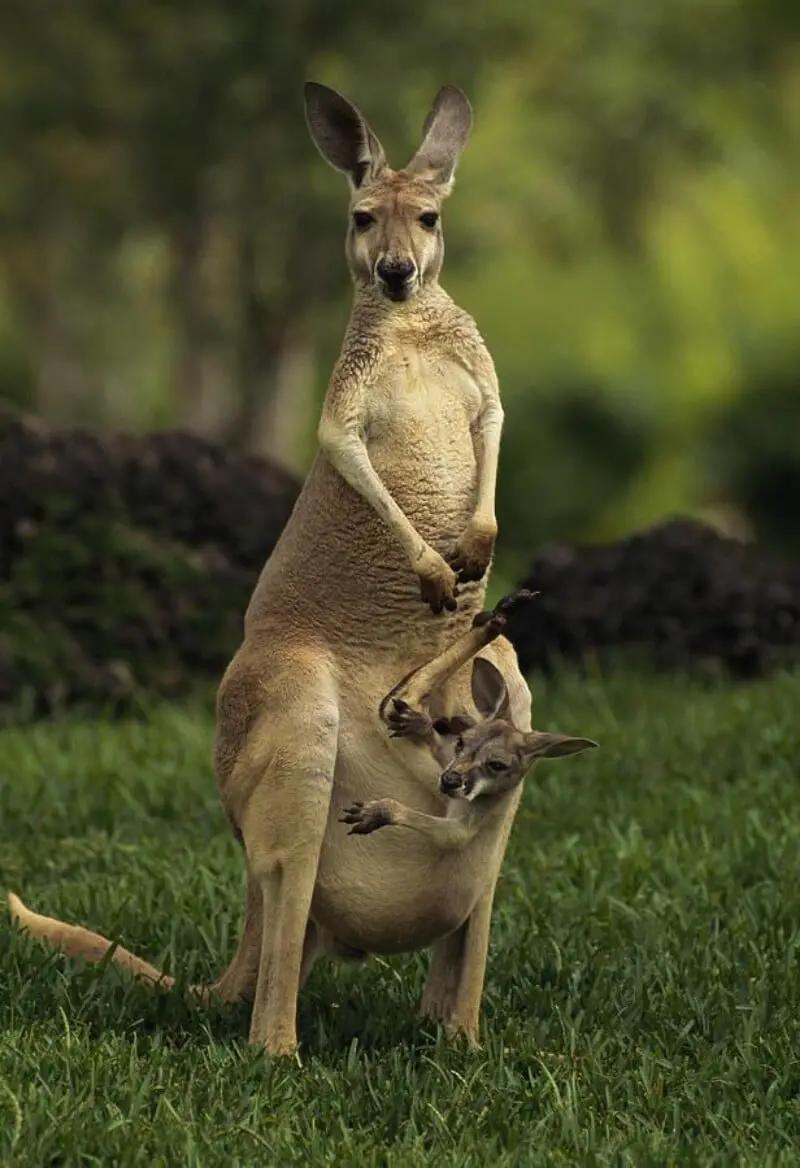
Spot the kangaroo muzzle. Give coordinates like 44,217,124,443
376,257,417,302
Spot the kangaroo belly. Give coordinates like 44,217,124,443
311,828,485,955
309,734,501,955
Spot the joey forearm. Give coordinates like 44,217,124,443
386,621,499,715
392,804,478,850
341,798,478,850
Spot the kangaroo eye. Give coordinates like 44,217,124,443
352,211,374,231
419,211,439,229
454,738,464,755
487,760,508,773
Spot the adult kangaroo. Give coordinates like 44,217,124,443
8,82,533,1057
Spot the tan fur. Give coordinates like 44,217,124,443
7,84,531,1057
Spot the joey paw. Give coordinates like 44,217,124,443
386,698,432,740
339,800,394,835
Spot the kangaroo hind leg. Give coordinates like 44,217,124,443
238,668,339,1057
188,873,263,1006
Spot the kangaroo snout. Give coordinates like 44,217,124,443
376,258,417,300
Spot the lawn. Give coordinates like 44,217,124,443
2,667,800,1165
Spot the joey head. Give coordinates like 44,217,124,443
344,591,597,848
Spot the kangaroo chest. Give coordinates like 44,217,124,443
365,348,482,536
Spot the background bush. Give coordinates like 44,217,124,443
0,408,299,718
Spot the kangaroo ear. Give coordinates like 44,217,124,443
406,84,472,190
523,733,599,760
304,82,387,189
470,657,510,723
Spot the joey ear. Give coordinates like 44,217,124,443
523,733,599,760
406,84,472,189
470,657,510,723
433,714,477,737
304,82,387,189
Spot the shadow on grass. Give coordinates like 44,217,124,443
4,930,441,1056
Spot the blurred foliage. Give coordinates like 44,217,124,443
497,384,657,578
0,0,798,570
705,355,800,554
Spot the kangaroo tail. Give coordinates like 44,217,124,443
8,890,176,989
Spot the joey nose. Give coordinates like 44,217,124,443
439,772,463,796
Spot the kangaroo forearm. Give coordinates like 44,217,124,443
320,428,426,565
472,402,503,524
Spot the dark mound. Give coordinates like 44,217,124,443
505,518,800,679
0,407,301,719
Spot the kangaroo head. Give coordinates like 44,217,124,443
304,81,473,302
436,657,598,801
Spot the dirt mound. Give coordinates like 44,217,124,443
0,408,301,718
505,518,800,679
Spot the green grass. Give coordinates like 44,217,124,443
3,668,800,1165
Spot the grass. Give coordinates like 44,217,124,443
2,668,800,1165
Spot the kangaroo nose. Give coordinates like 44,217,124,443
377,258,415,285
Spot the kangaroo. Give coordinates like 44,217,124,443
6,82,534,1057
343,589,597,850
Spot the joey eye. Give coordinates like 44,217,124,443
352,211,374,231
454,738,464,755
419,211,439,229
487,760,508,774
